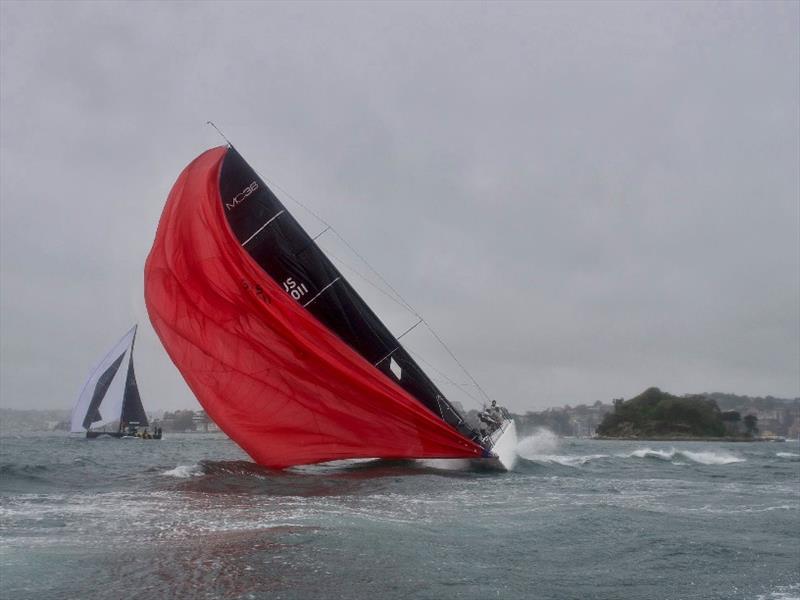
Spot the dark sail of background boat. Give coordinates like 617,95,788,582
70,325,148,434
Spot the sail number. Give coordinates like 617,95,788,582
225,181,258,212
283,277,309,300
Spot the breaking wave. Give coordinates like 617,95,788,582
162,464,205,478
512,432,748,468
516,428,560,456
624,448,745,465
0,462,51,480
756,583,800,600
158,444,752,482
525,453,610,467
775,452,800,461
515,429,608,467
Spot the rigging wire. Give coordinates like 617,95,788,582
206,121,493,408
326,248,485,406
324,250,411,312
206,121,233,147
407,349,483,405
268,173,493,407
267,175,494,408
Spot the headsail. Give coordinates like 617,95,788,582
70,325,146,432
145,146,485,468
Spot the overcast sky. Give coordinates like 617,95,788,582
1,1,798,414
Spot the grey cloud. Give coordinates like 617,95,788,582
1,1,797,413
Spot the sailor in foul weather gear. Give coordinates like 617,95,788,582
479,408,500,433
488,400,504,423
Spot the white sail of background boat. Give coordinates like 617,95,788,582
70,324,157,439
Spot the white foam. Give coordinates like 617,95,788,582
679,450,744,465
776,452,800,459
162,464,204,478
756,583,800,600
625,448,675,461
623,447,744,465
532,454,609,467
514,428,606,467
516,428,560,458
418,459,473,471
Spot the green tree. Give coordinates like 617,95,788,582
596,388,726,437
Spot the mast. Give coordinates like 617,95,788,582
219,147,479,443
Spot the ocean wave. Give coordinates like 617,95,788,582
162,464,204,478
514,429,610,467
516,428,560,456
623,448,744,465
756,583,800,600
161,460,276,479
775,452,800,460
197,460,273,477
0,462,55,484
524,454,609,467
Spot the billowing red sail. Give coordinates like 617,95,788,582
145,146,485,468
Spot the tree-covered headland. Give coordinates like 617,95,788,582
595,387,753,439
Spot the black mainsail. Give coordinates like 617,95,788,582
220,148,476,441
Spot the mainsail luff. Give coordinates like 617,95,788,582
144,146,486,468
219,147,477,442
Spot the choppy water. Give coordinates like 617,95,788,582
1,430,797,600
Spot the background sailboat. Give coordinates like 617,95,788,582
70,325,153,439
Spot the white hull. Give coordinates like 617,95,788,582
472,419,518,471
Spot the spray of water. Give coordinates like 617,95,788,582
516,428,561,458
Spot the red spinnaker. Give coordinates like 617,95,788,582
144,147,484,468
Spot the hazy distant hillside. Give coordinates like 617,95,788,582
511,391,799,438
0,408,70,433
703,392,799,412
4,390,798,437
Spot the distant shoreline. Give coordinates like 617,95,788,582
594,436,786,443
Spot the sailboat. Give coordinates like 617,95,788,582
144,145,516,469
70,325,159,439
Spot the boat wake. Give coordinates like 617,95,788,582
158,459,479,497
514,429,609,467
516,427,560,456
157,440,748,485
